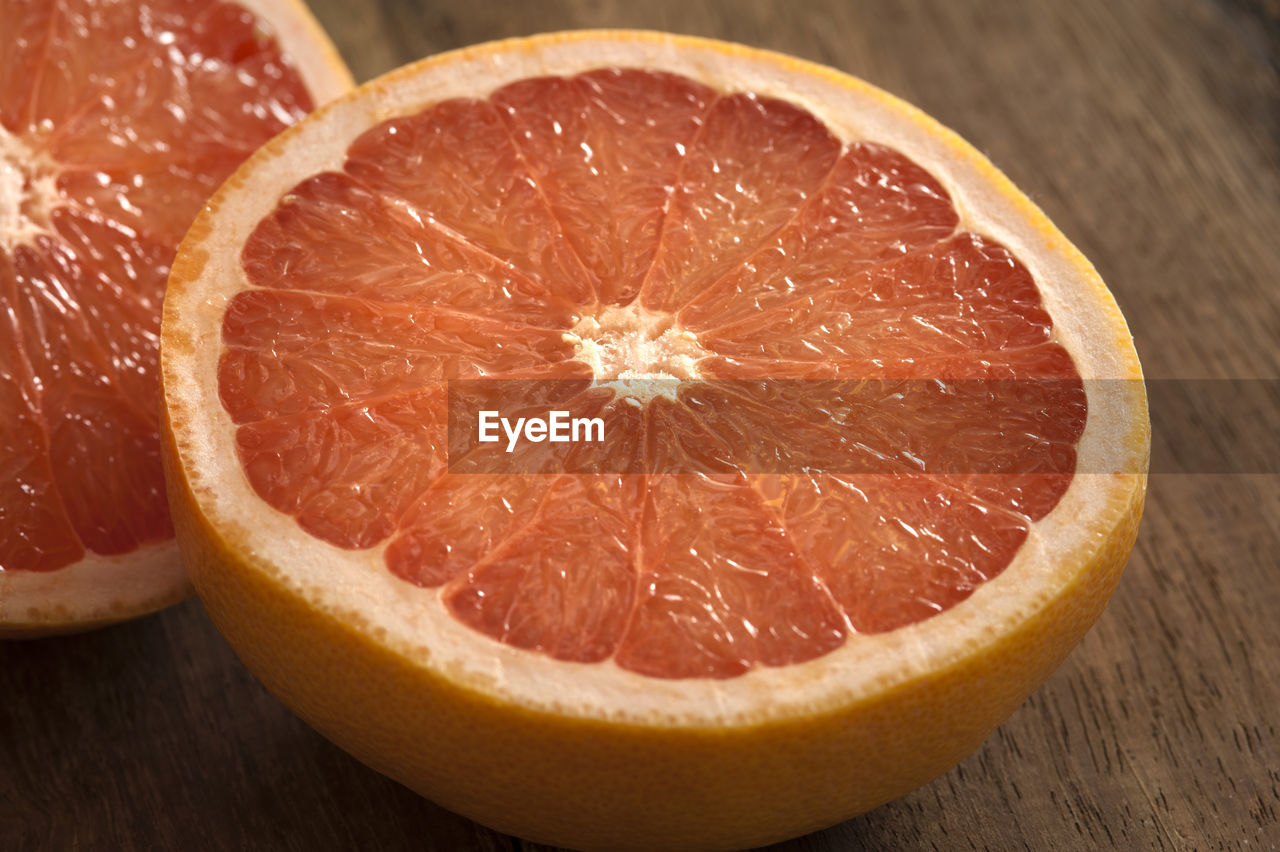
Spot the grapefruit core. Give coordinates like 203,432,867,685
161,31,1149,851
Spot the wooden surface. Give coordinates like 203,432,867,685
4,1,1279,849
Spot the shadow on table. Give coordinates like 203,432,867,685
0,600,489,851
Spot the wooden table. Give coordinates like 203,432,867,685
4,1,1277,849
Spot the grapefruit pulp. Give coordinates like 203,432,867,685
0,0,351,634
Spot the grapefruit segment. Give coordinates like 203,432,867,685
444,473,644,664
493,69,714,306
11,235,171,556
47,34,309,168
387,473,558,589
218,289,573,424
643,394,739,475
239,171,575,323
697,233,1055,363
57,154,252,246
701,339,1082,381
236,389,447,550
617,473,847,679
639,91,842,314
760,473,1033,633
0,270,84,571
344,98,595,306
33,210,170,411
0,3,48,131
682,142,959,329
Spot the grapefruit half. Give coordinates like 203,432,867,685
0,0,352,635
160,31,1149,851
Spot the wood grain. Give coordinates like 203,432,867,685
3,1,1278,849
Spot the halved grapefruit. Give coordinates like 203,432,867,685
160,32,1149,851
0,0,352,635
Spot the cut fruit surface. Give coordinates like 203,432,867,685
220,70,1085,680
0,0,352,636
161,32,1149,851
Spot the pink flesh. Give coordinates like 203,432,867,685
228,69,1086,679
0,0,314,570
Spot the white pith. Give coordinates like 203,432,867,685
0,125,61,252
565,305,708,401
0,0,352,631
163,33,1147,724
0,541,186,628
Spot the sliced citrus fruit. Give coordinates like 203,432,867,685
160,32,1149,851
0,0,352,635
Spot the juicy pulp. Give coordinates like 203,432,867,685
0,0,314,572
224,68,1086,679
